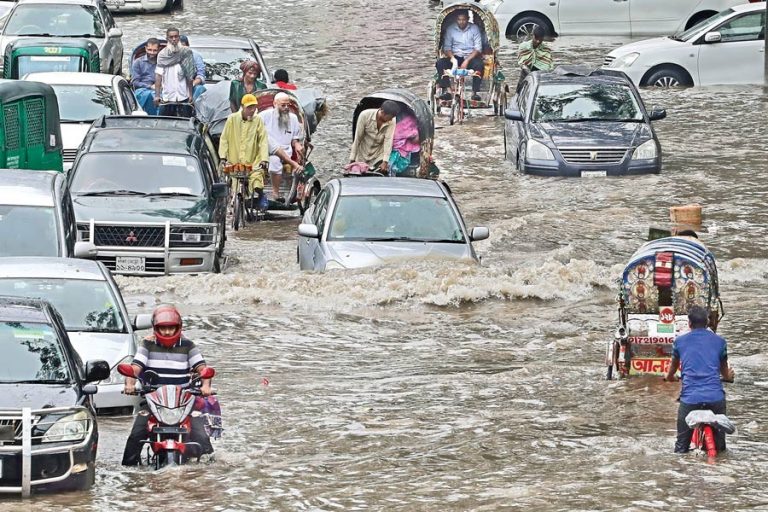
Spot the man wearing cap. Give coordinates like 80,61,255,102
259,92,304,202
219,94,270,197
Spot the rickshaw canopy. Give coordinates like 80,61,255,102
352,89,433,143
435,2,500,54
3,38,100,78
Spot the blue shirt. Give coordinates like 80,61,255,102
673,328,727,404
131,55,156,89
191,50,205,82
442,22,482,58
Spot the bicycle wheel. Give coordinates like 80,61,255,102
232,193,242,231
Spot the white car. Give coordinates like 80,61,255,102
23,72,144,169
483,0,758,40
104,0,182,13
0,257,152,414
0,0,124,75
603,2,766,87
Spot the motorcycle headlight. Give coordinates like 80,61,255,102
100,355,133,385
154,405,186,425
611,52,640,68
632,140,658,160
526,139,555,161
42,410,90,443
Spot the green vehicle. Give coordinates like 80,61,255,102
3,38,101,79
0,80,63,172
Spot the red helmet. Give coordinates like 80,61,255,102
152,305,182,348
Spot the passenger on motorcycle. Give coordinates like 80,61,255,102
121,305,214,466
664,305,735,453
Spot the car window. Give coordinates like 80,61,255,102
18,56,88,75
119,83,138,113
716,12,765,43
3,4,105,37
61,189,76,254
202,135,220,179
100,3,115,29
675,8,734,41
533,82,643,122
0,279,126,333
51,84,119,122
192,46,262,81
312,188,330,225
198,147,215,189
0,321,71,383
327,195,465,242
70,153,205,196
0,205,60,256
518,81,530,114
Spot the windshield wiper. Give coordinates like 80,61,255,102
363,236,417,242
77,190,148,197
419,238,466,244
63,33,97,38
0,379,68,384
555,117,610,122
16,32,53,37
144,192,200,197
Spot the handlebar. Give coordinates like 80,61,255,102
443,69,481,78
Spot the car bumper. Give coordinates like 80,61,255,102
93,383,140,413
521,157,660,177
601,64,646,88
104,0,169,12
93,247,217,275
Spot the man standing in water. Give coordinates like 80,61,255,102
349,100,400,174
517,26,554,73
154,27,196,117
664,305,734,453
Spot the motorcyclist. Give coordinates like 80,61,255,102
121,305,214,466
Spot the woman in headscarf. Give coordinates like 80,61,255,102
229,60,267,112
388,112,420,176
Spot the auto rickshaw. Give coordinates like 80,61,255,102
0,80,63,172
352,89,439,179
429,2,509,122
3,38,100,79
606,235,723,379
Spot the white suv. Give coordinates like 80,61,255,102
603,2,766,87
483,0,760,40
0,0,124,75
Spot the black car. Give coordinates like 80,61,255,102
0,296,109,496
504,66,666,177
68,116,228,275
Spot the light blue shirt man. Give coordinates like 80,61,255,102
442,22,482,58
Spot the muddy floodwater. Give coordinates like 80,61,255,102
3,0,768,510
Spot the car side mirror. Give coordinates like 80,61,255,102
81,384,98,395
211,182,228,199
470,226,490,241
648,108,667,121
74,241,97,259
504,109,523,121
132,313,152,330
704,31,721,43
85,360,110,383
298,223,320,239
108,27,123,38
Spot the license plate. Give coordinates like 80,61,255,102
581,170,607,177
105,0,126,5
116,256,145,272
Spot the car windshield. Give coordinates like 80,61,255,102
533,83,643,122
3,4,104,37
18,55,87,76
328,195,465,242
0,279,126,333
70,153,204,196
672,8,733,41
0,321,70,384
51,85,118,122
0,205,59,256
193,47,258,81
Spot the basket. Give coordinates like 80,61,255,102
670,204,702,229
223,163,253,179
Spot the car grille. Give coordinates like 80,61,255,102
603,56,615,67
0,418,23,442
62,148,79,163
97,256,166,274
94,226,166,247
558,148,627,164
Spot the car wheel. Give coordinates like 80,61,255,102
645,68,691,89
510,15,550,42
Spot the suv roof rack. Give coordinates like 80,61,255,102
92,115,203,133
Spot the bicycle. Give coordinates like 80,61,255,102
443,68,481,126
222,162,266,231
686,409,735,459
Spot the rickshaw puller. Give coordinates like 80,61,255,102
436,9,484,102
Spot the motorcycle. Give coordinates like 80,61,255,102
686,409,736,459
118,363,221,469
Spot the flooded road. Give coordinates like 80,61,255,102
5,0,768,510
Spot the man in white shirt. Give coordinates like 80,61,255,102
154,27,195,117
259,92,304,202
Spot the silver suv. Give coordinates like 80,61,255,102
0,0,124,75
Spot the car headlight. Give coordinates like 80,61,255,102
42,410,90,443
526,139,555,161
324,260,346,270
611,52,640,68
169,226,215,247
77,223,90,242
632,140,658,160
100,355,133,385
154,405,186,425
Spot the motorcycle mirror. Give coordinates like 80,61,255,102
199,367,215,379
117,363,135,378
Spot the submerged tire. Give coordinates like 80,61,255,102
645,68,691,88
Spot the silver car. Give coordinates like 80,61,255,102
0,0,124,76
0,257,152,414
297,177,489,271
